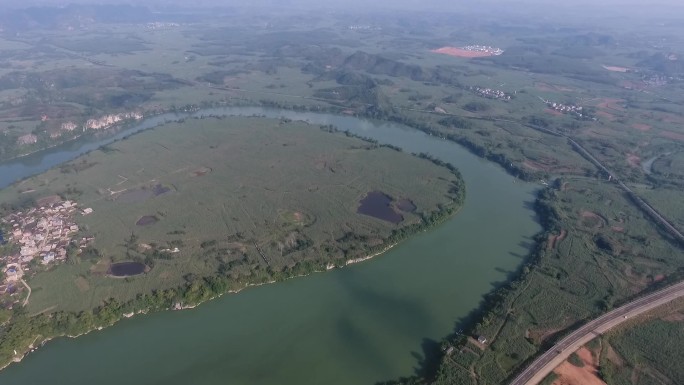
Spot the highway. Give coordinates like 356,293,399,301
509,281,684,385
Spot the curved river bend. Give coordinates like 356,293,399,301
0,107,540,385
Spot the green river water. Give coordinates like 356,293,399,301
0,108,541,384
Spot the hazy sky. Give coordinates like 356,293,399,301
4,0,683,22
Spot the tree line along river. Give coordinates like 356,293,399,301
0,107,540,385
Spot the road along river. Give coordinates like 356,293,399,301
0,107,541,385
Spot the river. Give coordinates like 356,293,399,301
0,107,541,385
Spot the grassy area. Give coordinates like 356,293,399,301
0,116,462,314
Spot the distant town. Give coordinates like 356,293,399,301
461,45,504,56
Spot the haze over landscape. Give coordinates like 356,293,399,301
0,1,682,385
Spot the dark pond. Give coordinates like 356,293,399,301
109,262,147,277
117,189,154,203
152,184,171,196
357,191,403,224
395,198,417,213
135,216,158,226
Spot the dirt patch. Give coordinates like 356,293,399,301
546,108,564,117
36,195,62,207
523,159,546,171
548,229,567,250
430,47,496,58
605,342,625,367
632,123,651,131
596,98,625,112
662,312,684,322
74,276,90,292
580,210,606,229
191,167,212,177
660,130,684,142
626,154,641,168
611,226,625,233
553,347,606,385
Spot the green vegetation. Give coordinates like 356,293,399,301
0,3,683,383
599,299,684,385
0,116,464,364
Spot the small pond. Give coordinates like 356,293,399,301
357,191,403,224
136,215,158,226
109,262,147,277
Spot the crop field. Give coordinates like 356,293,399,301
599,298,684,385
0,116,461,313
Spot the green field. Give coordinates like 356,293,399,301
600,299,684,385
0,116,462,314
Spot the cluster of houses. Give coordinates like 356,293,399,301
0,199,95,295
544,100,585,117
461,45,504,55
470,86,511,100
145,22,180,30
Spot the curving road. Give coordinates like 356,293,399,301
509,281,684,385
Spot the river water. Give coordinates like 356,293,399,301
0,107,540,385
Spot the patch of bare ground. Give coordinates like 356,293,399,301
553,347,607,385
547,229,567,250
605,341,625,367
632,123,651,131
626,154,641,168
660,130,684,142
580,210,607,230
546,108,564,116
596,98,625,112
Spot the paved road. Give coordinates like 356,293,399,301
509,281,684,385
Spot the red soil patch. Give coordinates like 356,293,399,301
654,274,665,282
430,47,495,58
626,154,641,168
660,130,684,142
546,108,563,116
548,229,567,250
580,210,606,229
659,113,684,124
553,347,606,385
523,160,545,171
632,123,651,131
611,226,625,233
596,98,625,112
